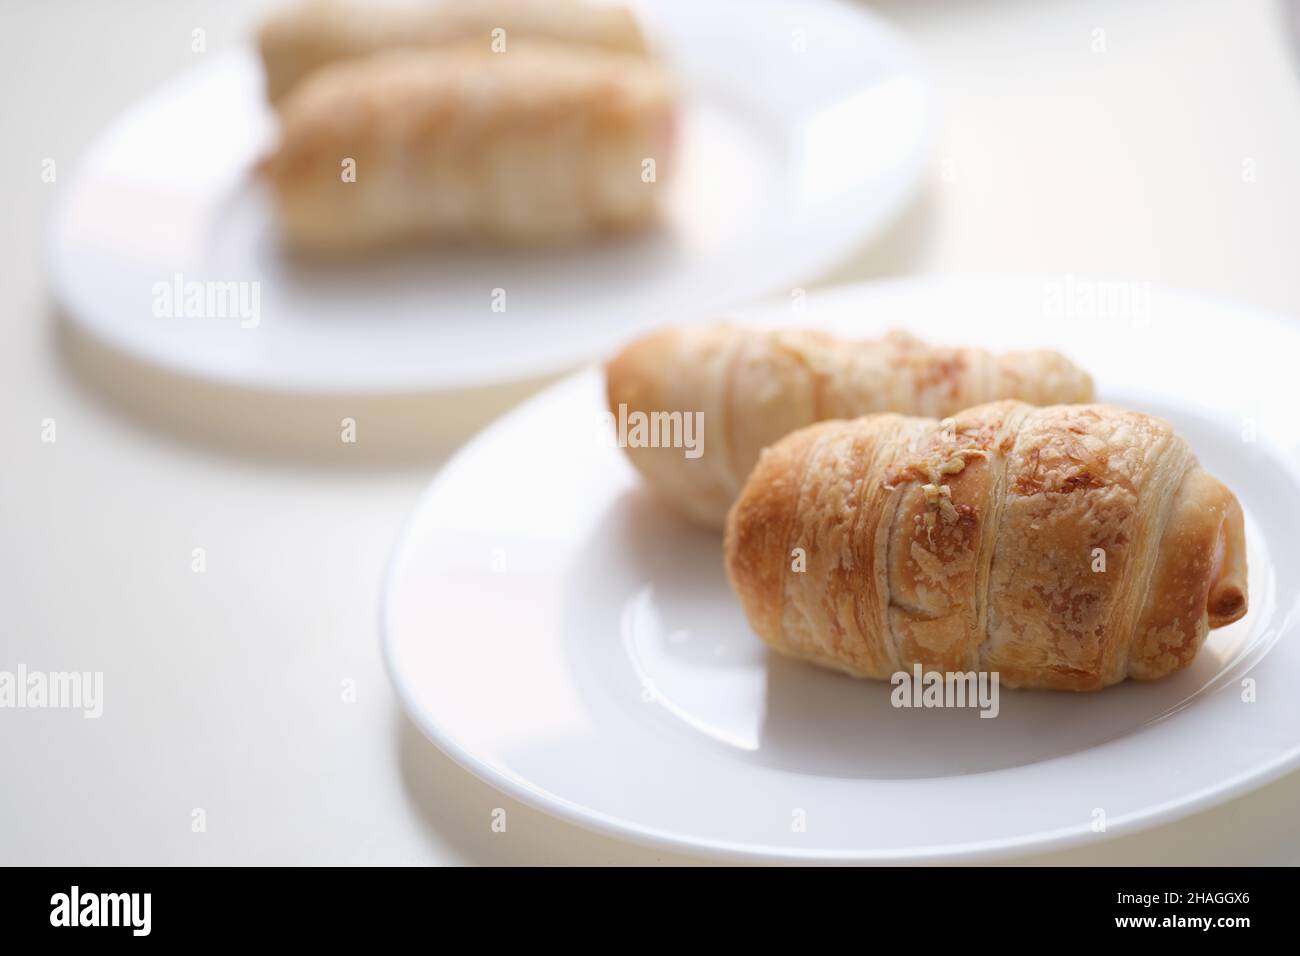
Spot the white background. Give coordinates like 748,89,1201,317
3,0,1299,864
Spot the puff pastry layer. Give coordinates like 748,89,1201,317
259,0,649,106
607,326,1094,527
263,42,675,250
724,400,1248,690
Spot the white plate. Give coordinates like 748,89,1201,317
46,0,931,393
383,276,1300,863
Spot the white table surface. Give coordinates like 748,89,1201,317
4,0,1300,865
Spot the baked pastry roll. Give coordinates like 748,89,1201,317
263,43,675,250
724,400,1248,691
606,326,1094,527
259,0,650,106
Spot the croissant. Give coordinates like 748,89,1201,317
606,325,1094,527
259,0,649,106
723,400,1248,691
263,43,675,251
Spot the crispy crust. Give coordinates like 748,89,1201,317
1128,468,1247,679
884,401,1027,675
606,325,1094,527
607,326,738,526
263,42,675,250
724,422,836,647
259,0,649,106
724,401,1248,691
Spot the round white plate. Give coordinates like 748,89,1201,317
47,0,931,393
383,276,1300,863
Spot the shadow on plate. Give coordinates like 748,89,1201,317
565,486,1263,780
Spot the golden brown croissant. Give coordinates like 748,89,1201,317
259,0,649,106
724,400,1248,691
606,325,1094,527
263,43,675,251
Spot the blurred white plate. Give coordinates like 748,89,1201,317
383,277,1300,862
47,0,931,392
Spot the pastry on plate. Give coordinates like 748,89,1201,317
606,326,1094,527
263,42,675,251
724,400,1248,691
259,0,650,106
